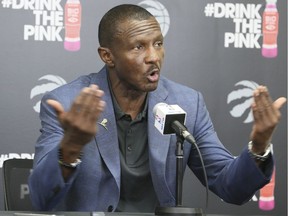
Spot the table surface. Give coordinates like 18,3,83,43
0,212,268,216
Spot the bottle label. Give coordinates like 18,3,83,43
262,11,278,45
65,3,82,39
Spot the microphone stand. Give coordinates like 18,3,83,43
155,124,204,216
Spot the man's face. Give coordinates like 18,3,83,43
109,17,164,93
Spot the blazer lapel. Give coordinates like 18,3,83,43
91,68,121,189
148,81,175,203
148,93,170,166
148,79,170,164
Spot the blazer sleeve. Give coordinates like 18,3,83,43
28,92,80,211
188,92,274,205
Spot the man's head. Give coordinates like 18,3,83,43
98,4,164,94
98,4,154,48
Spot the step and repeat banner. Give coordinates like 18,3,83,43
0,0,286,215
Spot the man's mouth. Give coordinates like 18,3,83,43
147,69,160,82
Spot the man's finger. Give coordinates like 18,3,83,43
273,97,287,110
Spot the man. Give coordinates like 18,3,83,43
29,4,286,212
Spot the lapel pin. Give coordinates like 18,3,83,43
98,118,108,130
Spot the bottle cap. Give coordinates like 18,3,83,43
64,41,81,51
262,47,278,58
259,198,275,211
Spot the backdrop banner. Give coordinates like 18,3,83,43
0,0,286,215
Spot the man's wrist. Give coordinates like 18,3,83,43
248,141,272,162
58,147,83,169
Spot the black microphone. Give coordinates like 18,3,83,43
153,103,195,144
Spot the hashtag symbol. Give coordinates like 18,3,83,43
1,0,12,8
204,3,215,17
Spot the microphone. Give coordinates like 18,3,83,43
153,103,209,212
153,103,195,144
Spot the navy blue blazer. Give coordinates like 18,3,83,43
29,66,273,211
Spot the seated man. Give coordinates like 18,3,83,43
29,4,286,212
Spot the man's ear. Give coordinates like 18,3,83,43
98,47,114,67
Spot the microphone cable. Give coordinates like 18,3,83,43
185,136,209,213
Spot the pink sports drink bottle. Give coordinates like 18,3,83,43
261,0,279,58
259,167,275,210
64,0,82,51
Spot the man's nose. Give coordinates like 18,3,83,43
145,46,161,63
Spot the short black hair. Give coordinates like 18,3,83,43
98,4,154,47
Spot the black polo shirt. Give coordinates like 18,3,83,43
108,81,158,212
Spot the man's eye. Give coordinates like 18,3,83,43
155,41,163,47
134,45,143,50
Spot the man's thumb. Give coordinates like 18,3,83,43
46,99,64,117
273,97,287,110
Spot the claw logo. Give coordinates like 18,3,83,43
227,80,259,123
138,0,170,37
30,75,67,113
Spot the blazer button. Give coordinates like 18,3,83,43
107,205,114,212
